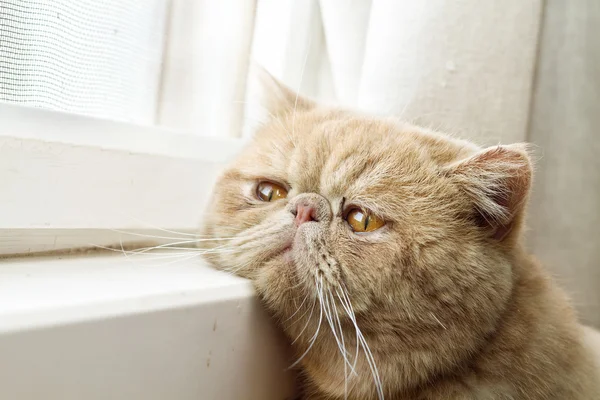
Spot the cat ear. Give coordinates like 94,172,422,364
447,144,533,241
245,63,314,134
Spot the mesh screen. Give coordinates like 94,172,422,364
0,0,168,124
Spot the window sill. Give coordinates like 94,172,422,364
0,103,247,255
0,252,295,399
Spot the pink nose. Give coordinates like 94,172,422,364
295,205,317,226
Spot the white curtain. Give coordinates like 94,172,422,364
0,0,168,124
245,0,541,145
0,0,543,143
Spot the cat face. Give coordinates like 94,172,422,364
201,71,532,396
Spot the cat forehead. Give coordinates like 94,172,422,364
290,133,422,196
244,114,473,198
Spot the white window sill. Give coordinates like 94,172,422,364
0,103,247,256
0,253,295,400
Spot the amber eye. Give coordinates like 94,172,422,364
345,208,385,232
257,181,288,202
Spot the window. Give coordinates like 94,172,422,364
0,0,337,256
0,0,255,255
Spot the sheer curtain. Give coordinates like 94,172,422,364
0,0,256,136
0,0,168,124
246,0,540,144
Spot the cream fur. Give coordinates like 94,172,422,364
200,74,600,399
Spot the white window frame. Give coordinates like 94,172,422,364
0,0,262,256
0,102,246,256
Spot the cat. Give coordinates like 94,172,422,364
200,70,600,399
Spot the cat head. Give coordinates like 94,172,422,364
201,69,532,396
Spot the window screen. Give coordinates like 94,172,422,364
0,0,168,124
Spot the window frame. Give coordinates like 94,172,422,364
0,103,245,256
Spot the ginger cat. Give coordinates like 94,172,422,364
201,71,600,399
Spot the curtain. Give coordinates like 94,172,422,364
527,0,600,328
0,0,168,124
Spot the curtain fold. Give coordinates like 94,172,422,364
319,0,371,107
158,0,256,137
357,0,542,145
527,0,600,327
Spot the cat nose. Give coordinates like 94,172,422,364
294,205,317,226
288,193,331,224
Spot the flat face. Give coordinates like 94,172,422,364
201,106,516,398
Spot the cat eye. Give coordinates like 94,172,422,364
256,181,288,202
345,208,385,232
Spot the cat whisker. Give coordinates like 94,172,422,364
134,245,234,253
91,245,230,259
221,256,257,276
91,241,234,259
119,239,234,256
107,228,238,242
335,288,360,373
288,276,324,370
430,312,447,330
329,291,355,399
291,293,319,344
104,214,247,237
232,225,279,248
108,239,209,268
338,286,384,400
329,293,351,359
282,275,309,296
357,328,384,400
283,290,311,323
139,251,205,267
321,286,355,375
287,294,318,328
139,247,234,258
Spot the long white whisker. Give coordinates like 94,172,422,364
282,275,308,295
357,331,384,400
283,291,311,323
288,277,324,369
116,239,231,256
107,228,237,242
133,250,233,261
291,293,318,344
91,243,233,257
336,289,360,373
133,245,233,252
330,291,354,399
119,237,210,267
322,286,354,374
106,215,245,237
142,251,204,267
338,287,384,400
